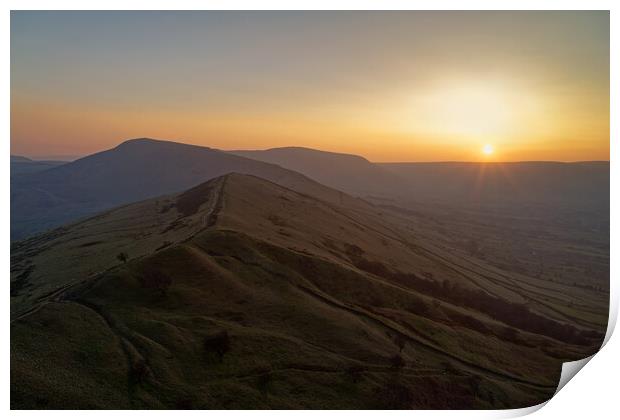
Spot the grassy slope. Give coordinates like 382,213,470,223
10,174,606,409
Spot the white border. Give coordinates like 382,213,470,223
3,2,617,419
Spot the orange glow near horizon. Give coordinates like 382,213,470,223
10,83,610,162
10,11,610,162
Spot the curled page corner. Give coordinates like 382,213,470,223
545,279,618,401
549,300,615,399
602,294,618,348
493,400,548,418
494,355,596,419
554,355,595,396
497,303,616,418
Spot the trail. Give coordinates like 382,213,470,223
187,175,227,240
11,176,228,324
295,282,557,390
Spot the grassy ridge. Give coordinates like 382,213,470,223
10,174,607,409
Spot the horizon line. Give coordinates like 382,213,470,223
11,137,610,165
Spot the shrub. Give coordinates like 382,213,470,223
116,252,128,263
203,330,231,360
343,243,364,258
393,335,406,353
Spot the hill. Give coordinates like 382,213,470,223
10,155,67,176
11,155,33,163
13,140,609,242
10,139,350,240
11,174,606,409
229,149,609,216
230,146,406,197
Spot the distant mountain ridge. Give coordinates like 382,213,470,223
11,155,33,163
10,155,68,176
230,146,407,197
11,138,610,240
10,139,350,240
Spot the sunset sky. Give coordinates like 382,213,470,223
11,11,609,162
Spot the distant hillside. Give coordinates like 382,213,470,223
11,155,33,163
13,140,609,240
10,139,348,240
11,173,605,408
379,161,610,215
230,146,407,197
230,148,609,219
10,155,67,176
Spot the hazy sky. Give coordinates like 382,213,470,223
11,11,609,161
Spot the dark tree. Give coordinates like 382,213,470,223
394,335,407,353
116,252,129,263
203,330,231,360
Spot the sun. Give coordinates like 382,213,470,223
482,144,494,155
